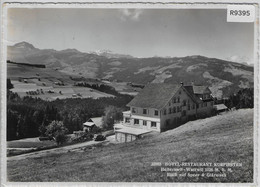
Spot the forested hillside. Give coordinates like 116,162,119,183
7,91,133,141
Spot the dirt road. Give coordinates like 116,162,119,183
7,139,111,161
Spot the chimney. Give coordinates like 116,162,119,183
180,82,184,86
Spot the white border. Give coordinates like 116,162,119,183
1,1,259,187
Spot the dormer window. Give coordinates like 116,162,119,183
154,110,159,116
143,109,147,114
132,108,136,113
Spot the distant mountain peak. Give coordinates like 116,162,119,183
93,49,113,55
60,48,80,53
13,41,35,50
90,49,133,59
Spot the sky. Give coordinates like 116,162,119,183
7,8,255,64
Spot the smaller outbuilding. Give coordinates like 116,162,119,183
114,126,151,143
214,104,228,113
83,117,103,132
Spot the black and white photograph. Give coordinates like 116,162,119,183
1,1,258,185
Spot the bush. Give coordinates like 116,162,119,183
71,132,93,143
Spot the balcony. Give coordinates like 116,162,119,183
114,121,142,131
123,110,131,118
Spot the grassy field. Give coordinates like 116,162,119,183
8,64,115,100
7,137,57,157
7,137,56,149
7,109,253,182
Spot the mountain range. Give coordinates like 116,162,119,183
7,42,254,98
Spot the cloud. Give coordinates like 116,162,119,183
119,9,144,21
226,55,254,66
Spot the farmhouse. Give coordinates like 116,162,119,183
115,83,214,137
83,117,103,132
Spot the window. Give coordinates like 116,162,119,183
143,109,147,114
188,104,190,110
169,108,172,114
143,120,147,126
134,119,139,124
125,118,130,123
173,107,176,113
163,109,167,115
151,122,156,127
183,100,186,106
192,104,195,109
173,97,176,103
132,108,136,113
154,110,159,116
177,106,180,112
177,97,180,103
179,91,182,95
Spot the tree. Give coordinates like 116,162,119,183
7,79,14,89
102,106,123,130
45,121,68,145
226,88,253,109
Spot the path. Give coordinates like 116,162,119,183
7,139,110,161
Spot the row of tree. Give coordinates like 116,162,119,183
224,88,254,109
74,82,120,96
7,90,133,141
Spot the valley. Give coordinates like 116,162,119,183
7,42,254,99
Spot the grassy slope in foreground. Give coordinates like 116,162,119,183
7,109,253,182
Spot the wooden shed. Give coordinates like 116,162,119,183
83,117,103,132
214,104,228,113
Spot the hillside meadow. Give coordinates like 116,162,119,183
7,109,253,182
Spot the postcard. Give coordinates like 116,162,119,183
1,0,259,186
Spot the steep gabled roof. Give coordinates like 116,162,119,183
127,83,181,109
87,117,103,128
183,86,203,104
